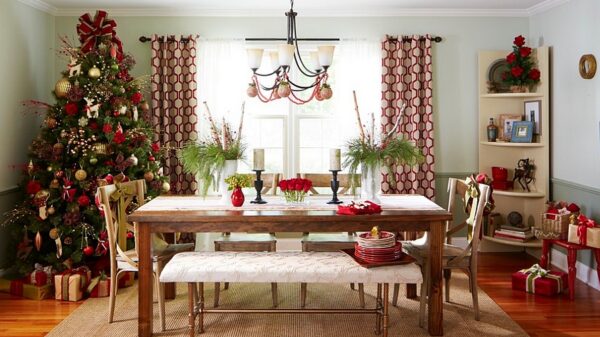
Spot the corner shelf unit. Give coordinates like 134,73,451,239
478,47,550,250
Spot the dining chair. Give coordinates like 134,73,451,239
213,173,280,308
296,173,366,308
400,178,490,326
98,179,195,331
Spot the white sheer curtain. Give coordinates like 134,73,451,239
331,39,382,144
196,39,249,136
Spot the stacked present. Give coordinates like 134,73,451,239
54,266,92,302
0,263,56,300
512,264,567,296
568,214,600,248
86,271,135,298
534,201,580,240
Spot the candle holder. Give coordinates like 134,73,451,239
250,170,267,204
327,170,343,204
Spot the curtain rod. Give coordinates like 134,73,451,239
139,36,442,43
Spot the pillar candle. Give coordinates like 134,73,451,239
253,149,265,171
330,148,341,171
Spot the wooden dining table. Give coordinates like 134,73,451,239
128,194,452,336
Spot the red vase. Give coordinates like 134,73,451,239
231,187,245,207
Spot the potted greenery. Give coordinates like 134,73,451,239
180,102,246,201
343,92,423,202
224,174,253,207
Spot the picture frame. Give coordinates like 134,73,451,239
511,121,534,143
498,114,522,141
524,100,541,135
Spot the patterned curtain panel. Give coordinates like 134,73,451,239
150,34,198,195
381,35,435,200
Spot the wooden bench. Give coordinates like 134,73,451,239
160,251,423,337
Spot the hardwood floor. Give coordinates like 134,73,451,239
0,252,599,336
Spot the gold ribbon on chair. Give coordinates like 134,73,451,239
110,182,136,265
464,175,481,241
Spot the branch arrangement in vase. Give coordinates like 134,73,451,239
179,101,246,196
343,91,423,191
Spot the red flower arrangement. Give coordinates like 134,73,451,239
503,35,541,87
278,178,312,203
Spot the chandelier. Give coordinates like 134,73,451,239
245,0,335,105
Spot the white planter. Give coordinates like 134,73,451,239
360,163,382,203
218,160,238,204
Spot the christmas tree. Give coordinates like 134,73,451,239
1,11,167,275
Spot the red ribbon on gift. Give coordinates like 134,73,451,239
576,214,597,246
76,10,123,57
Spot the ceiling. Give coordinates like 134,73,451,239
20,0,570,17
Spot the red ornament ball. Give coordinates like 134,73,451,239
26,180,42,195
127,231,134,239
64,102,79,116
77,195,91,207
148,156,156,162
131,92,143,105
83,245,95,256
105,174,114,184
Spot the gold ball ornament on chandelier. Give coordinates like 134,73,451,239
247,83,258,98
75,169,88,181
144,171,155,182
88,66,101,79
55,78,72,98
277,82,292,98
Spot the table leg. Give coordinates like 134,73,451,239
567,248,577,300
138,223,153,337
428,221,444,336
405,232,418,299
540,239,551,269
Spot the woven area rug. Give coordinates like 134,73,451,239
47,273,527,337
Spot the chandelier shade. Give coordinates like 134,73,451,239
246,0,334,104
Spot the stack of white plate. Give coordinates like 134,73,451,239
356,231,396,249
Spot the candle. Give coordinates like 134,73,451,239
329,148,341,171
253,148,265,171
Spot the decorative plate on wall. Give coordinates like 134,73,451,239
487,58,511,93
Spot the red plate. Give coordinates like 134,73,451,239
355,242,402,254
342,249,416,268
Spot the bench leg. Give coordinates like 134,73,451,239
224,282,229,290
214,282,220,307
567,248,577,300
188,283,196,337
198,282,204,334
350,283,355,291
383,284,389,337
358,283,365,308
375,283,382,335
271,283,278,307
392,284,399,306
301,283,307,308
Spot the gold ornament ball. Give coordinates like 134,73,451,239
55,78,72,98
75,169,87,181
49,228,59,240
161,181,171,193
46,117,57,129
47,205,56,215
144,171,155,182
88,66,101,79
140,101,150,113
47,166,53,172
50,179,60,189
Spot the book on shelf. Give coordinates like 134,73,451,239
493,232,533,242
500,225,530,232
495,228,533,238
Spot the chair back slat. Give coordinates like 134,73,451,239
296,173,358,195
242,173,281,195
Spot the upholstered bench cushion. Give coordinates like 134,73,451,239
160,251,422,284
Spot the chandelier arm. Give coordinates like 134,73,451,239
291,15,321,77
286,78,320,90
253,68,282,77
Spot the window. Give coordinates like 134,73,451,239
197,39,381,180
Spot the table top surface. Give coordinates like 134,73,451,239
129,194,452,223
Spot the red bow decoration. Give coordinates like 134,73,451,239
77,10,123,57
576,214,597,246
62,179,76,202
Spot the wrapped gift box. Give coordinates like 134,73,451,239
119,271,135,288
512,265,567,296
54,267,92,302
568,223,600,248
0,278,54,300
87,276,111,298
29,264,55,286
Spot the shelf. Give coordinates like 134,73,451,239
480,93,544,98
493,190,545,198
480,141,544,148
483,235,543,248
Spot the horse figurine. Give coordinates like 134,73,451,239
513,158,535,192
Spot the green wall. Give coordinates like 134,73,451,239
0,0,55,269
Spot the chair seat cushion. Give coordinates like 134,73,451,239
160,251,422,284
301,233,356,244
214,233,276,243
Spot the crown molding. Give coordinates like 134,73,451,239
17,0,57,15
17,0,570,18
527,0,570,16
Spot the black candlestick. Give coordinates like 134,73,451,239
327,170,343,204
251,170,267,204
